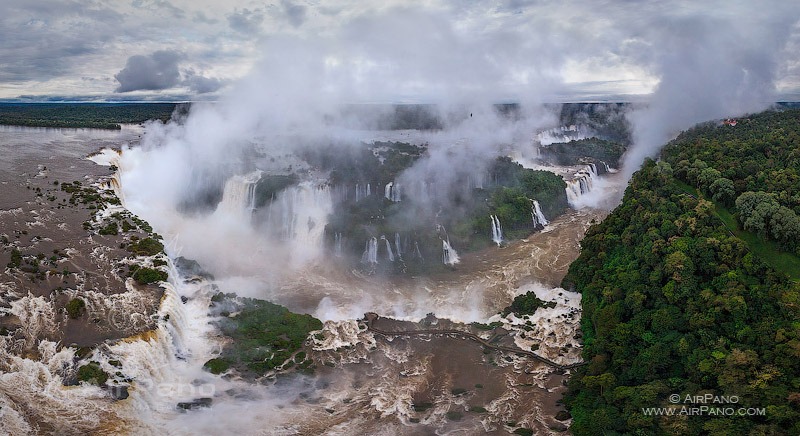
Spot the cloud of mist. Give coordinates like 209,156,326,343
621,5,800,178
119,3,800,316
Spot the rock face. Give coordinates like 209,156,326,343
110,386,129,401
177,397,212,410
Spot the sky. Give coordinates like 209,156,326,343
1,0,799,102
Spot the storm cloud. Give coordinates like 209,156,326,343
114,50,184,93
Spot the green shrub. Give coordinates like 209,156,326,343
77,362,108,385
66,298,85,319
203,358,231,374
98,222,118,235
8,248,22,268
127,237,164,256
132,267,167,285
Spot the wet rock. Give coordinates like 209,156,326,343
110,385,129,400
177,397,212,410
181,296,188,303
174,256,214,280
548,421,568,432
555,410,571,421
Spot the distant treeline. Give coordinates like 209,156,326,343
0,103,184,129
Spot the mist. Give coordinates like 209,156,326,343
620,4,800,178
118,3,800,320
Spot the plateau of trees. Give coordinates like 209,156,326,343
0,103,180,129
564,109,800,435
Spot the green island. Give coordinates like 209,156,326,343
204,295,322,377
0,103,180,129
563,109,800,435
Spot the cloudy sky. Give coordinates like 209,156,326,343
2,0,799,102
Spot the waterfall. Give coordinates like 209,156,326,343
384,182,401,202
394,232,402,258
442,239,460,265
490,215,503,246
367,183,371,196
214,170,262,217
413,241,423,261
271,182,333,264
361,237,378,264
531,200,549,227
600,161,618,173
334,232,343,257
565,164,597,207
384,182,392,200
381,235,395,262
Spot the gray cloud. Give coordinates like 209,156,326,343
183,71,226,94
115,50,184,93
227,8,265,34
0,0,122,82
193,11,218,25
131,0,185,19
280,0,307,28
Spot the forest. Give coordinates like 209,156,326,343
564,108,800,435
0,103,180,129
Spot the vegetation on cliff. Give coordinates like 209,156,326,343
564,109,800,435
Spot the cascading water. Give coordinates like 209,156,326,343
531,200,549,227
384,182,401,202
334,232,343,257
381,235,395,262
214,170,262,217
490,215,503,246
442,239,460,265
394,232,402,258
565,164,598,207
271,181,333,265
361,237,378,264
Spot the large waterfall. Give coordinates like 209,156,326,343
214,170,262,217
531,200,549,227
565,164,598,207
490,215,503,246
269,181,333,265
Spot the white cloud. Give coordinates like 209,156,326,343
0,0,798,100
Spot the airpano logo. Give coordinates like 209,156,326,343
640,392,765,417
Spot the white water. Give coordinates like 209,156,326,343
531,200,549,227
384,181,401,202
361,237,378,264
334,232,343,257
273,181,333,265
394,232,402,258
214,170,262,218
535,125,588,146
442,239,460,265
381,235,395,262
565,164,597,207
490,214,503,246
